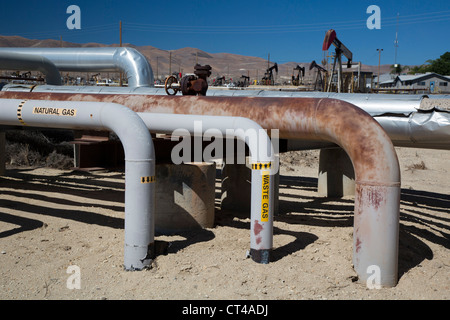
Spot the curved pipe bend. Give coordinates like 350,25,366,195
120,95,402,287
0,98,155,271
139,113,277,262
0,92,401,287
0,47,154,88
0,52,62,85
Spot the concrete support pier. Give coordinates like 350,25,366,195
318,147,355,197
155,162,216,233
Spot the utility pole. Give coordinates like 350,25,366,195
119,20,122,46
377,48,383,88
156,56,159,81
119,20,123,86
394,13,399,67
169,51,172,75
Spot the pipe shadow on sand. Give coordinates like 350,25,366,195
276,174,449,280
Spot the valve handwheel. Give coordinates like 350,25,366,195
164,75,179,95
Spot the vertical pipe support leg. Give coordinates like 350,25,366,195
248,163,274,264
123,158,156,270
0,130,5,176
353,182,401,287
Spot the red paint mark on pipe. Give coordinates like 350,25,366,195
368,188,384,210
355,237,362,253
256,236,262,245
254,220,263,236
356,184,387,212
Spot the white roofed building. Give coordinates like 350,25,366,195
385,72,450,93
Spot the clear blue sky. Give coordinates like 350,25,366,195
1,0,449,67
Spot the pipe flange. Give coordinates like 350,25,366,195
180,75,196,96
194,64,212,80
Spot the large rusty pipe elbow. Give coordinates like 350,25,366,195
308,98,401,288
0,92,401,287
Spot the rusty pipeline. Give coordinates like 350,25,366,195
0,91,401,287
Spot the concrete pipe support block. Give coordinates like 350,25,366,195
155,162,216,233
318,147,355,198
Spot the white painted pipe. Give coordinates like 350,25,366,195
138,113,276,263
0,98,155,270
0,52,62,85
0,47,154,88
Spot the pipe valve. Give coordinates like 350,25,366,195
165,64,212,96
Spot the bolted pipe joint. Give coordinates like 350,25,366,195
179,64,212,96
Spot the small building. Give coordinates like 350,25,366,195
374,73,396,89
387,72,450,93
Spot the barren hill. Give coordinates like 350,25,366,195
0,35,392,84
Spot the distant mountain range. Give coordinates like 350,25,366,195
0,35,393,83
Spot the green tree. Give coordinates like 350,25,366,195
408,64,429,74
408,52,450,75
390,64,405,74
429,52,450,75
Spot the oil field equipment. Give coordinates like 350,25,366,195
164,64,212,96
213,76,226,86
322,29,353,93
237,75,250,87
292,65,305,86
309,60,327,91
261,62,278,85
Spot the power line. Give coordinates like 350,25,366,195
2,9,449,39
2,23,117,39
122,11,450,34
124,10,450,29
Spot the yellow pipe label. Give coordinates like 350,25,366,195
17,100,27,125
251,162,271,170
261,170,270,222
32,107,77,117
140,176,155,184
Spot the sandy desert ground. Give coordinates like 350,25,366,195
0,147,448,301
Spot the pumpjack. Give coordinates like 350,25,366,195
213,76,226,86
237,75,250,87
261,62,278,85
292,65,305,86
322,29,353,93
309,60,327,91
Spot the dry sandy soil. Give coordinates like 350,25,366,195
0,147,448,301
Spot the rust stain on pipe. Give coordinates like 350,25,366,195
0,91,402,286
0,92,400,185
